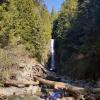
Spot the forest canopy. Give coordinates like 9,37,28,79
0,0,51,62
52,0,100,79
0,0,100,80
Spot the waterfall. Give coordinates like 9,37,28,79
50,39,55,71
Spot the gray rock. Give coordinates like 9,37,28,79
8,95,42,100
0,86,41,96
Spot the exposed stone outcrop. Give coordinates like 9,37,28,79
1,46,48,82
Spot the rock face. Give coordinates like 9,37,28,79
0,86,41,96
16,63,47,81
0,46,47,97
2,46,48,82
2,95,42,100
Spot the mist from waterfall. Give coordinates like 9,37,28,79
50,39,55,70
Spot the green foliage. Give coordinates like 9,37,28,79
0,49,13,85
75,0,100,54
53,0,78,63
53,0,100,79
0,0,51,85
0,0,51,62
50,8,58,24
53,0,78,40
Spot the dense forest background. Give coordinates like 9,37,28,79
0,0,52,83
0,0,100,83
53,0,100,80
0,0,51,62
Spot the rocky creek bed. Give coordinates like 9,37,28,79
0,85,42,100
0,75,100,100
0,47,100,100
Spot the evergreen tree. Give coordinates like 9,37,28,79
52,0,100,79
50,7,58,24
53,0,78,62
0,0,51,62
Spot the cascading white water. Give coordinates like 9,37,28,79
50,39,55,70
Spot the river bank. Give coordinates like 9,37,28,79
0,74,100,100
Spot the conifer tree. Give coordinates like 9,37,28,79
52,0,100,79
0,0,51,62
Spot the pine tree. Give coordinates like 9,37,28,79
52,0,100,79
0,0,51,62
50,7,58,24
52,0,78,63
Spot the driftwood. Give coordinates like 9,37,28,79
2,76,100,99
35,77,100,99
34,76,85,99
4,80,39,88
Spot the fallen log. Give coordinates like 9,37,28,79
34,76,85,98
4,80,39,88
34,77,100,99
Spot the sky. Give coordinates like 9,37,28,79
45,0,64,12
